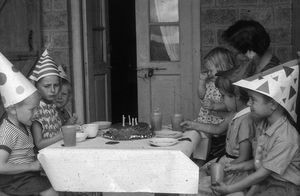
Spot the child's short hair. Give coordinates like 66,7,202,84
222,20,270,56
204,47,235,71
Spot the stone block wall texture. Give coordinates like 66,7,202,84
41,0,70,77
200,0,293,63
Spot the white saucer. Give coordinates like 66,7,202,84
154,129,183,138
149,138,178,147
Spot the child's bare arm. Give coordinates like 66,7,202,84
0,150,41,174
31,121,63,150
181,113,233,135
198,73,208,99
231,139,252,164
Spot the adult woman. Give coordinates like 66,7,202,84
222,19,280,75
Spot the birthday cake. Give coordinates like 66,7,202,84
103,122,153,140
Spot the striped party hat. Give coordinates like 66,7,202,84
29,49,60,81
234,59,299,122
0,52,37,108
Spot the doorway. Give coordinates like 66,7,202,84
108,0,138,123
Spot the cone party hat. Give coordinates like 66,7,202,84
29,49,60,81
234,59,299,122
0,52,37,108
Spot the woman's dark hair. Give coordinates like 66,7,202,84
222,20,270,56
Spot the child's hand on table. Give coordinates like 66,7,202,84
180,121,200,131
66,113,78,125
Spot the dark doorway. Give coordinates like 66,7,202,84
108,0,138,123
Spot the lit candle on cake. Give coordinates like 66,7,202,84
122,115,125,127
132,118,134,126
135,118,138,125
128,115,131,125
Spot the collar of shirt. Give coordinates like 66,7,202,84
263,116,287,136
232,107,251,120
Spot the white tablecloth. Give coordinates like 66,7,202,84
38,131,200,194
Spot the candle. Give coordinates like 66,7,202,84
122,115,125,127
128,115,131,125
135,118,138,125
132,118,134,126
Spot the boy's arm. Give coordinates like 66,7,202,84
31,121,63,150
0,150,40,174
230,140,252,164
212,166,271,194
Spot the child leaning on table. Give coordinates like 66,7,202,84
55,64,78,125
29,49,63,150
181,69,255,196
211,61,300,196
0,53,58,196
193,47,235,165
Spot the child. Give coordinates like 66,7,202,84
0,53,58,195
55,65,78,125
30,49,63,150
194,47,235,165
212,60,300,196
181,70,255,195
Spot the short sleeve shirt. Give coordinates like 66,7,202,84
253,117,300,185
0,119,35,164
33,100,62,139
226,107,255,157
197,81,224,124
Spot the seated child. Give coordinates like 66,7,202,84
55,65,78,125
0,53,58,195
194,47,235,165
30,49,63,150
212,60,300,196
181,69,255,195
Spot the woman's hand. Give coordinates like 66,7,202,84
66,113,78,125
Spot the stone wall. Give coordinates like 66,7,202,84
200,0,292,63
41,0,70,77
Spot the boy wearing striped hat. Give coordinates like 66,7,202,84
30,49,63,150
211,60,300,196
0,53,58,195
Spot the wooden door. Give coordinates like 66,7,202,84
0,0,41,121
136,0,200,125
83,0,111,122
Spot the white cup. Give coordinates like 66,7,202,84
81,123,99,138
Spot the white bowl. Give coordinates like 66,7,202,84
81,123,99,138
76,132,88,142
91,121,112,130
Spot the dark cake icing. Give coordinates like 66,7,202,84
103,122,153,140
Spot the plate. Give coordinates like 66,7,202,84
91,121,112,130
154,129,183,138
149,138,178,147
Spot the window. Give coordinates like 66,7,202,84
149,0,179,61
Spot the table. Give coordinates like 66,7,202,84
38,131,200,194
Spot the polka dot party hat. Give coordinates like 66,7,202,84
29,49,60,81
234,59,299,122
0,52,37,108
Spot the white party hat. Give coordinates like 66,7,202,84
0,52,37,108
29,49,60,81
234,59,299,122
